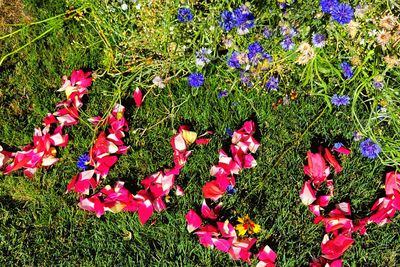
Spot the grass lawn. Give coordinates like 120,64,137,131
1,0,400,266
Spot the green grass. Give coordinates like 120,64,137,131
1,0,400,266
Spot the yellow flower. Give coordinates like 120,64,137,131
235,215,261,236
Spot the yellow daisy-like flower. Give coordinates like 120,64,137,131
235,215,261,236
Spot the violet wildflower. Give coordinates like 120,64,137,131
320,0,339,13
218,90,228,98
281,37,295,51
227,51,241,68
77,153,90,170
195,47,212,67
266,76,279,91
188,73,204,88
240,71,252,86
360,138,381,159
263,27,272,38
331,94,350,106
312,33,327,48
353,131,362,141
177,8,193,23
331,3,354,25
340,62,354,79
373,80,384,89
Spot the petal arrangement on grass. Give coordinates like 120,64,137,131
79,125,211,224
66,104,129,195
0,70,91,178
186,121,276,265
300,144,400,266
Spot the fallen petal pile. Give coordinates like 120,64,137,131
300,145,400,266
79,125,210,224
0,70,92,178
187,121,276,265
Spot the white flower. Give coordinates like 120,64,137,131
152,76,165,88
121,3,128,11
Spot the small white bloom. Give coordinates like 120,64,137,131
152,76,165,88
121,3,128,11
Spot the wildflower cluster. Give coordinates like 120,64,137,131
320,0,354,25
219,5,255,35
0,70,92,178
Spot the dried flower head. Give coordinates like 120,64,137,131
379,15,398,31
384,55,400,67
351,55,362,66
376,30,391,46
347,20,360,38
296,42,315,65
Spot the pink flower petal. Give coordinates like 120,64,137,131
186,210,202,233
133,88,143,108
300,180,317,206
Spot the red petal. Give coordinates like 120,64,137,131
133,88,143,108
186,210,202,233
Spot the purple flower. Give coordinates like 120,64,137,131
340,62,354,79
320,0,339,13
233,6,255,34
195,47,212,67
226,184,236,195
177,8,193,23
331,3,354,25
188,73,204,88
373,80,384,89
248,42,263,60
240,71,252,86
263,27,272,38
280,37,295,51
266,76,279,91
77,153,90,170
219,11,235,31
218,90,228,98
331,94,350,106
226,127,233,137
360,138,381,159
353,131,362,141
262,53,273,62
227,51,240,68
312,33,327,48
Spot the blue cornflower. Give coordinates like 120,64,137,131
226,128,233,137
320,0,339,13
280,37,295,51
331,94,350,106
226,185,236,195
266,76,279,91
218,90,228,98
233,6,255,35
263,27,272,38
227,51,241,68
340,62,354,79
360,138,381,159
188,73,204,88
219,11,235,31
77,153,90,170
312,33,327,48
177,8,193,23
248,42,263,60
331,3,354,25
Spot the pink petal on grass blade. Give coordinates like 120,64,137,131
138,199,153,225
186,210,202,233
133,88,143,108
300,180,317,206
